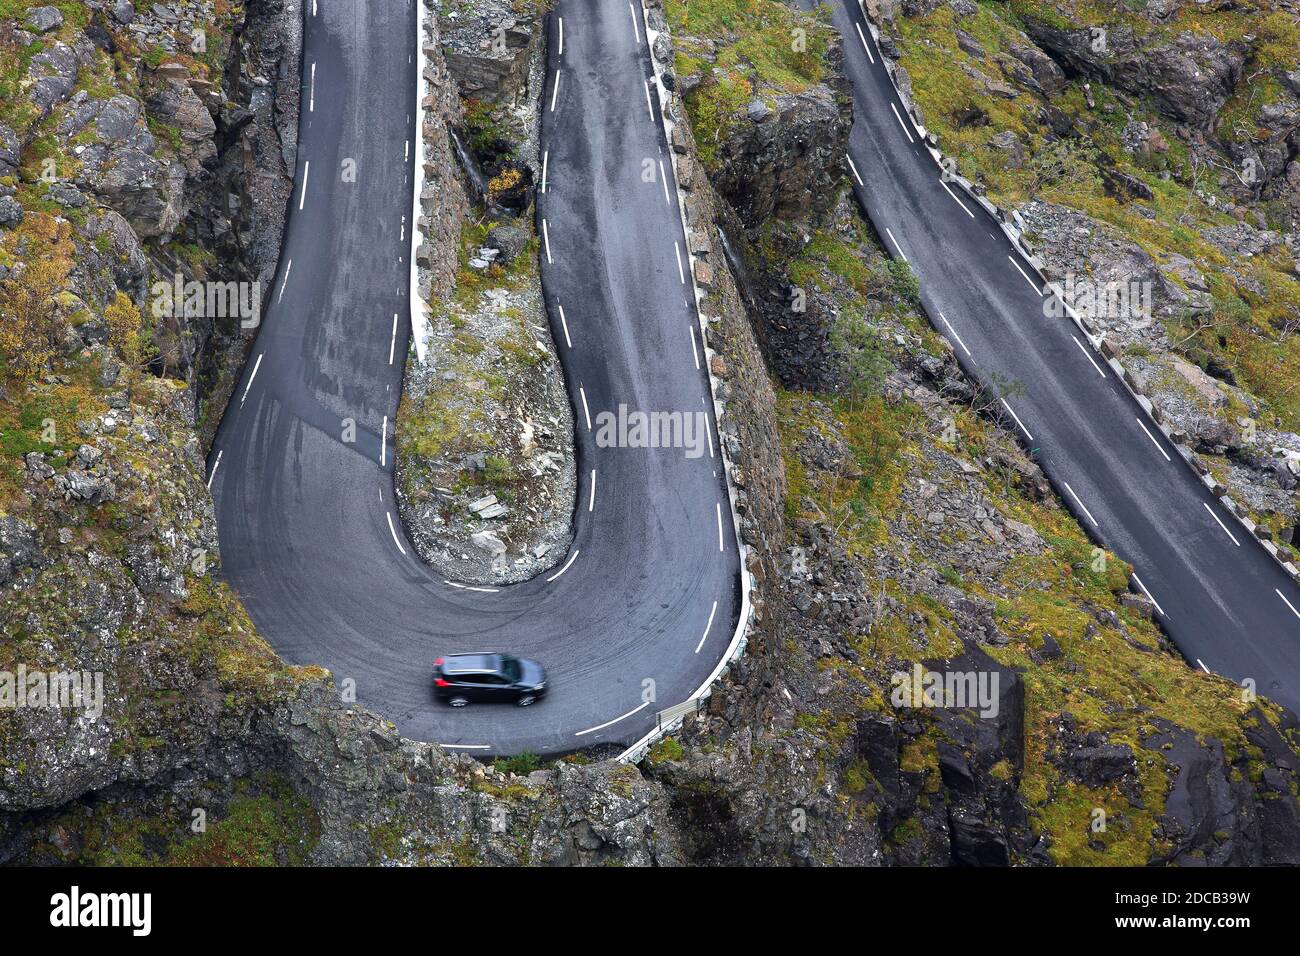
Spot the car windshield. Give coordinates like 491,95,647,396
499,655,522,682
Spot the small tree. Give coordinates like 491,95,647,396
0,258,67,380
103,290,144,366
832,308,891,411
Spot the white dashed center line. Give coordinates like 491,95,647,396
558,16,564,56
690,325,701,370
659,158,671,203
389,312,399,365
298,161,309,210
309,62,316,112
206,450,222,490
644,80,655,120
588,469,596,512
716,502,725,552
542,218,553,263
674,241,686,284
550,71,561,111
629,2,640,43
541,150,549,193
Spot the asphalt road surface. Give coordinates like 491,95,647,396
209,0,740,755
811,0,1300,712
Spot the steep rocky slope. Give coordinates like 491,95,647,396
876,0,1300,556
634,0,1300,865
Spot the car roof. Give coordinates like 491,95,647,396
441,653,502,674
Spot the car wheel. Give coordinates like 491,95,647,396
448,696,469,708
517,694,536,707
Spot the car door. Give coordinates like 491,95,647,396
479,673,514,702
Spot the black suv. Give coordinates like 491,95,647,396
434,653,547,707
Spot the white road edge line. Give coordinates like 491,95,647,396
298,161,309,210
695,600,718,654
1136,417,1172,461
558,303,572,348
1197,659,1210,673
939,178,975,218
659,158,670,203
277,259,292,303
1071,334,1106,377
1063,480,1099,528
1203,502,1241,547
884,227,908,263
644,80,655,120
890,102,914,143
1133,573,1166,617
575,700,651,737
674,240,686,284
579,386,592,430
386,512,406,555
939,312,971,357
439,743,490,750
1008,255,1040,295
689,325,700,369
999,398,1033,441
206,450,222,490
629,2,640,43
588,469,596,512
847,153,864,186
547,549,580,583
1277,588,1300,621
240,353,263,406
445,581,499,593
855,22,875,64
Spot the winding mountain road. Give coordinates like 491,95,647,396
814,0,1300,712
208,0,740,755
